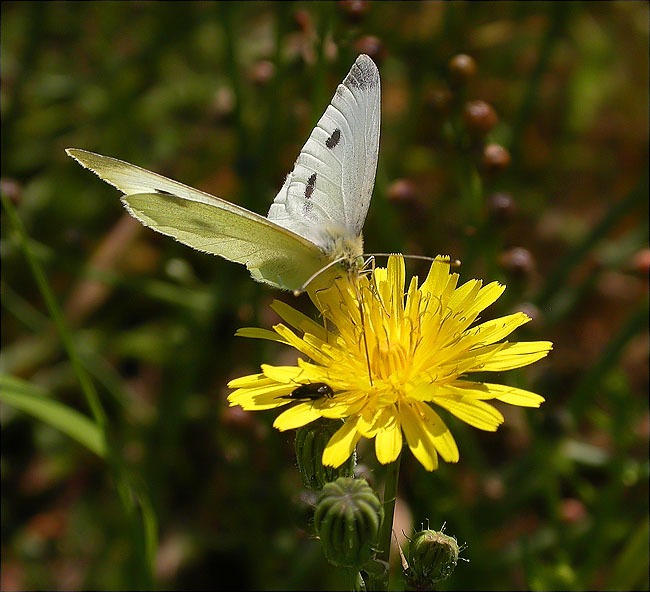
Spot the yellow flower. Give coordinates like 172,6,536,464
228,255,552,471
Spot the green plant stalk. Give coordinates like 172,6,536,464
606,518,650,590
509,2,566,172
569,300,648,418
444,88,487,273
370,456,402,591
2,195,108,433
535,176,648,309
2,193,156,589
349,567,367,592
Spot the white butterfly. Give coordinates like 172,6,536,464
66,54,380,293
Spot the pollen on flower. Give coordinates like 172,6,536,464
227,255,552,471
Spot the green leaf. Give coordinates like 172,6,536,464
0,373,106,458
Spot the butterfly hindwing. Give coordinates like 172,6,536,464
66,149,327,291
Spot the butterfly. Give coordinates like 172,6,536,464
66,54,380,293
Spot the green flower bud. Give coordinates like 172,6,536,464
314,477,383,568
295,419,355,491
405,528,460,589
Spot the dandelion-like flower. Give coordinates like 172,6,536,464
228,255,552,471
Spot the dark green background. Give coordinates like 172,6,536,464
2,2,648,590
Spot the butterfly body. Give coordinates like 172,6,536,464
66,54,380,293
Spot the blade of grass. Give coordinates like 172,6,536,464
508,2,567,172
606,518,650,591
569,300,649,418
535,176,648,310
2,192,156,589
0,373,106,458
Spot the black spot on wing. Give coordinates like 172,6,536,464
155,189,175,196
305,173,317,199
326,128,341,149
344,55,378,91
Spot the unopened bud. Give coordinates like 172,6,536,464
249,60,275,86
293,9,312,33
355,35,385,63
482,143,511,172
631,248,650,275
486,191,516,224
295,419,355,490
448,54,477,86
427,86,454,114
463,100,498,137
314,477,383,568
338,0,370,22
499,247,535,279
405,528,460,588
1,178,22,205
514,302,543,329
387,178,419,205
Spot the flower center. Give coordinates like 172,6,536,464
369,341,412,384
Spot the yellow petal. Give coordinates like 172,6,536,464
227,373,269,388
434,397,504,431
387,255,406,318
463,281,506,319
273,325,332,364
319,394,367,419
481,382,545,407
430,381,492,400
410,401,458,462
415,380,546,409
273,402,322,431
227,383,294,410
447,278,482,316
271,300,328,341
261,364,304,384
479,341,553,371
463,313,531,348
235,327,288,344
375,421,403,465
357,405,384,437
322,418,363,468
400,402,440,471
421,259,455,300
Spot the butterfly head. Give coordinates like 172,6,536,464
295,226,365,295
320,225,365,273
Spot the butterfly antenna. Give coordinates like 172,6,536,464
366,253,462,267
293,256,347,296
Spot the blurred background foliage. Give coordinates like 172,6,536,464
1,1,648,590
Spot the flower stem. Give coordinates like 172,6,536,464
372,456,402,591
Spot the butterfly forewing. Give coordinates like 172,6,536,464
66,149,226,208
267,54,380,247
